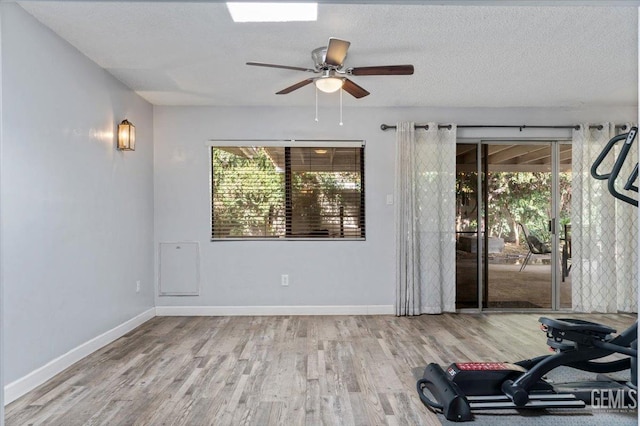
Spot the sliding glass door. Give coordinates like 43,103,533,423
455,141,572,310
485,142,553,309
558,141,572,309
455,144,481,309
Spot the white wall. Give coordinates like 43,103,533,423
1,3,154,386
154,104,637,310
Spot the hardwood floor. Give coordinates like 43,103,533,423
5,313,637,425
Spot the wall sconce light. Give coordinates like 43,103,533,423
117,119,136,151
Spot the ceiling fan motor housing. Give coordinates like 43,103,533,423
312,46,345,70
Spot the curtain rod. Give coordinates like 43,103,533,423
379,124,629,131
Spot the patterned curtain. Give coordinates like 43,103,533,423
395,122,457,315
571,123,638,313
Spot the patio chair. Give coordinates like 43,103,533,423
518,222,551,272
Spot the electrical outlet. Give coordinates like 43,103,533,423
136,280,141,293
281,274,289,286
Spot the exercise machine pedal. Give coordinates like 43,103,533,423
417,363,586,421
466,393,585,410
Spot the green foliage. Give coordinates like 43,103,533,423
292,172,361,229
487,171,571,240
212,147,363,238
456,171,571,243
488,172,550,239
212,148,284,237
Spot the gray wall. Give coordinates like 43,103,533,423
1,4,155,384
153,105,637,308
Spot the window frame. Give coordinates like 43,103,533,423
208,139,366,241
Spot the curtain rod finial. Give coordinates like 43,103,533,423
380,124,389,131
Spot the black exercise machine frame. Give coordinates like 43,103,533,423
501,318,637,406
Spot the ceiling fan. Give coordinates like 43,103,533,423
247,38,414,99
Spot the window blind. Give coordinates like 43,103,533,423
211,143,365,240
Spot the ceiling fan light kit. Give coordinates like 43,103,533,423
247,37,414,124
315,76,343,93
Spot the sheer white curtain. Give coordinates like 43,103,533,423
571,123,638,313
395,122,457,315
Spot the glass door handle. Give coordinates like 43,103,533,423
549,218,556,235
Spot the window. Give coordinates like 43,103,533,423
211,141,365,240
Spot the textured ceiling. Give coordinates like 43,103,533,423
19,2,639,108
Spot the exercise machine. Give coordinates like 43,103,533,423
417,126,639,422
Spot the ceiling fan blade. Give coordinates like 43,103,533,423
342,78,370,99
325,38,350,66
276,78,315,94
247,62,316,73
350,65,415,76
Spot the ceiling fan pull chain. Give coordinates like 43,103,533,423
339,88,344,126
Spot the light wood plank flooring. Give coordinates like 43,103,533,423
5,313,637,425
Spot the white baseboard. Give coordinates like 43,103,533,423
155,305,394,316
4,307,156,405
